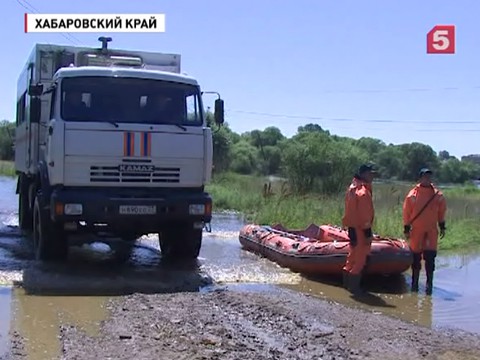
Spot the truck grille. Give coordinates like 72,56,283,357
89,165,180,183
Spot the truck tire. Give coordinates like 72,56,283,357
120,234,139,242
114,242,134,264
18,189,33,232
159,223,202,260
32,192,68,262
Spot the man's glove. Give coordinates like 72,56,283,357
347,227,357,247
404,225,411,239
439,222,446,239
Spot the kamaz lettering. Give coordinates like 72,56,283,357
119,164,155,173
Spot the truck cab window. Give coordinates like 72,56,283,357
186,93,200,123
62,90,91,121
60,76,202,126
16,92,26,125
141,93,180,124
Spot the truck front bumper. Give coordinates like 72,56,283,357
49,187,212,233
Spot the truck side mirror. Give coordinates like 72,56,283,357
30,97,41,123
28,84,44,97
214,99,224,125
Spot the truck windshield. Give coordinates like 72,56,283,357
60,76,203,126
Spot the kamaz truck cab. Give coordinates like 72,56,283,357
15,37,224,262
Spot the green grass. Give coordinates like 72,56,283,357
1,162,477,252
0,160,15,177
207,172,480,252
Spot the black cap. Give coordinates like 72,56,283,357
419,168,433,176
358,163,377,174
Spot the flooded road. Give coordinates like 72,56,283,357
1,176,480,359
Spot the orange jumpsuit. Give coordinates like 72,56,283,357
342,177,374,275
403,184,446,253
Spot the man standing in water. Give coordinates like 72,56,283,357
403,168,447,295
342,164,376,295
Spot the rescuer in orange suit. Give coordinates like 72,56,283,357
403,168,447,295
342,164,377,295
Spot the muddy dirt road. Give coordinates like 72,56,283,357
59,289,480,360
1,175,480,359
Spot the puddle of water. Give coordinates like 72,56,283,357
0,177,17,228
202,211,246,239
207,213,480,335
430,253,480,333
0,286,11,358
9,287,110,360
200,213,301,285
279,253,480,335
200,212,480,335
2,239,210,360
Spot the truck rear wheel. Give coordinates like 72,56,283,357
19,190,33,232
33,192,68,262
18,178,33,232
159,222,202,260
111,241,134,264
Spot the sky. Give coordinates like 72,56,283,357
1,0,479,159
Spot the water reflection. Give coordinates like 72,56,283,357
280,254,480,334
0,286,11,358
9,287,109,360
432,253,480,334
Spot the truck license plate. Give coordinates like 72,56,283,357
119,205,156,215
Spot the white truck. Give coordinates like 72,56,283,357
14,37,224,262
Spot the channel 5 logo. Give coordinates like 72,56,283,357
427,25,455,54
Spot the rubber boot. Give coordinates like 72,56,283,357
348,274,363,295
424,250,436,296
411,252,422,293
426,270,434,295
342,270,349,289
411,269,420,292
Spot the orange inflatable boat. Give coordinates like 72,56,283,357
238,223,413,276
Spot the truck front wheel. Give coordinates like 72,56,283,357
159,222,202,260
33,192,68,262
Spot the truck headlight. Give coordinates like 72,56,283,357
189,204,205,215
64,203,83,215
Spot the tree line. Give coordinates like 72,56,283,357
1,116,479,194
206,114,480,194
0,120,14,161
